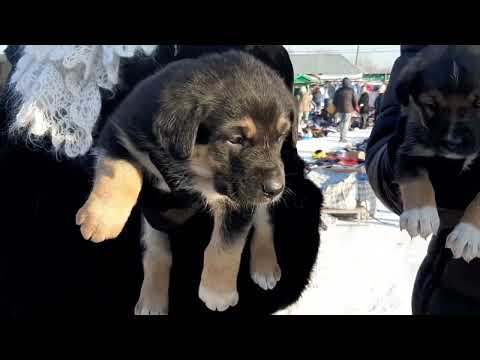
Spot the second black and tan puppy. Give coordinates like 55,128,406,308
394,45,480,262
75,51,297,313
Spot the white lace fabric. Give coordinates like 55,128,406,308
8,45,157,158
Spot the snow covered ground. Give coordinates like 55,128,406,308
276,128,429,315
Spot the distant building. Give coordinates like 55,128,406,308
289,53,363,80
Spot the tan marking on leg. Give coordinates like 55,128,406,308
398,170,440,238
135,217,171,315
276,116,291,135
76,155,143,242
190,145,232,207
460,193,480,230
250,205,281,290
198,207,247,311
399,171,436,211
190,145,216,178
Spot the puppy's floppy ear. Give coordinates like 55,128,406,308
395,45,449,107
395,64,418,107
153,105,203,161
395,77,413,107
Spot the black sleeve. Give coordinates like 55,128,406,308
352,90,358,109
365,45,426,215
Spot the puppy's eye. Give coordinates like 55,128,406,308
227,135,245,146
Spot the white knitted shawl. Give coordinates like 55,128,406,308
8,45,157,158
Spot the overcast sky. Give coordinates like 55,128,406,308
284,45,400,69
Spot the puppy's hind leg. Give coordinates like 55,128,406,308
76,155,143,243
250,205,281,290
135,215,172,315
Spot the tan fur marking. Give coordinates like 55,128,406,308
250,206,281,284
200,210,246,296
76,156,143,242
276,116,291,135
399,171,436,211
190,145,231,207
419,91,474,119
190,145,216,177
227,116,257,139
459,193,480,230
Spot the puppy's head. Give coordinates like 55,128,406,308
156,51,296,206
396,45,480,159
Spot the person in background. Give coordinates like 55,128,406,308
322,83,329,109
353,82,362,97
312,85,324,113
298,86,312,125
374,83,387,122
358,85,370,129
323,81,333,109
333,77,358,142
326,81,336,100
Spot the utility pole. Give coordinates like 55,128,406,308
355,45,360,66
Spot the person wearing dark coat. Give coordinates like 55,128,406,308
333,77,358,142
373,83,387,122
0,45,322,317
358,86,370,129
366,45,480,314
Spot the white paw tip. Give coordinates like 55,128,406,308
134,300,168,316
251,270,281,291
446,222,480,263
198,285,238,312
400,207,440,239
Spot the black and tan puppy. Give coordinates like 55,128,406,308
75,51,297,313
395,45,480,262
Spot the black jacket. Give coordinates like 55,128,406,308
333,78,358,113
0,45,322,317
358,92,370,114
366,45,480,314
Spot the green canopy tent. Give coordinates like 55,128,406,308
362,73,391,82
294,74,320,86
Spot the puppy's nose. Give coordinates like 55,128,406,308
262,179,284,198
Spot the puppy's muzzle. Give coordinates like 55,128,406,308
259,167,285,201
262,179,284,198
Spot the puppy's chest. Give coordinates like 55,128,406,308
140,183,203,232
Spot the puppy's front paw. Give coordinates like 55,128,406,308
75,195,131,243
446,223,480,263
198,284,239,312
250,255,281,291
135,293,168,316
251,269,281,291
400,207,440,239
